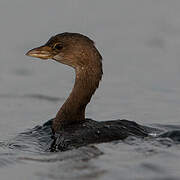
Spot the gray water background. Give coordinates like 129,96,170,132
0,1,180,179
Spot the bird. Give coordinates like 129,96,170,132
26,32,148,151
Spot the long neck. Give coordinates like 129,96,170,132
52,60,102,132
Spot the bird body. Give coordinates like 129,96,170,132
26,33,148,151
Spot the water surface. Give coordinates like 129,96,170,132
1,1,180,179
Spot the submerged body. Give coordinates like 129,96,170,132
26,33,148,150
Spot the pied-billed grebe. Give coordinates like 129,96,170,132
26,33,148,151
26,33,102,132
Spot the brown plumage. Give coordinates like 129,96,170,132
25,33,149,151
26,33,103,132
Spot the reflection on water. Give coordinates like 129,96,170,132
1,120,180,179
0,93,63,103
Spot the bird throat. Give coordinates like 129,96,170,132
52,61,102,132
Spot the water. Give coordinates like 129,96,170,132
1,0,180,179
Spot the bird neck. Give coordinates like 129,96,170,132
52,60,102,132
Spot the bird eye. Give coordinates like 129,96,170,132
53,43,63,51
